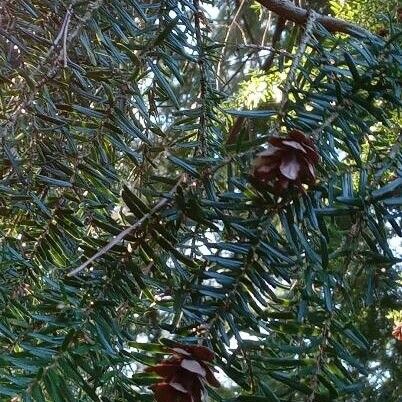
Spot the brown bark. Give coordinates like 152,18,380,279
256,0,371,37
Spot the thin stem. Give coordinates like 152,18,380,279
277,10,317,126
193,0,208,156
68,175,185,276
216,0,247,90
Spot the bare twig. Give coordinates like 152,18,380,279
261,16,286,71
306,319,331,402
216,0,247,89
62,7,73,67
233,20,248,45
68,175,185,276
236,42,292,57
237,0,257,45
261,10,272,46
41,3,75,69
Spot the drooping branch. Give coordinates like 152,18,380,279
256,0,372,37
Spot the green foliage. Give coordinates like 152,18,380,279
330,0,400,30
227,69,280,110
0,1,401,402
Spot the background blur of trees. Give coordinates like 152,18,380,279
0,0,401,401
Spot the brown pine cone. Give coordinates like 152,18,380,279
252,129,319,195
147,344,220,402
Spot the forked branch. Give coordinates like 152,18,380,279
256,0,372,37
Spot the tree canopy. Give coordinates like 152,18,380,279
0,0,401,401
